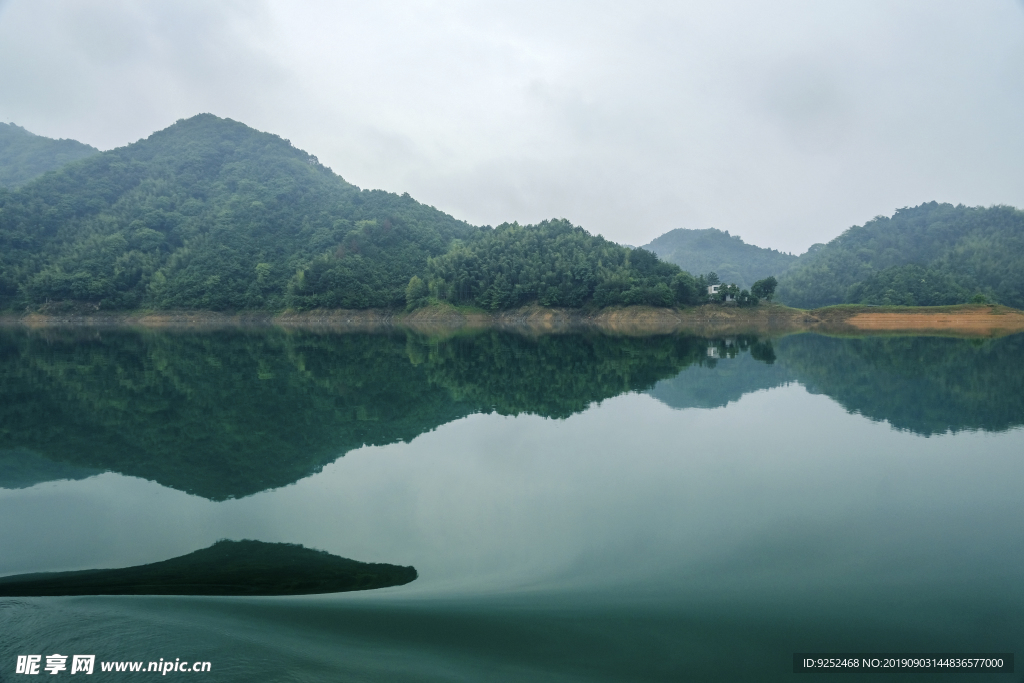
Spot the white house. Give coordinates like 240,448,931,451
707,284,734,302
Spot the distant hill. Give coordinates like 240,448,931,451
642,228,797,289
0,122,99,189
0,114,702,312
776,202,1024,309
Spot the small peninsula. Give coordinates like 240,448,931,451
0,540,417,596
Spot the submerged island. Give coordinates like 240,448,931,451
0,540,417,596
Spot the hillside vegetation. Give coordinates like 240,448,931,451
0,115,473,310
777,202,1024,309
643,227,796,290
416,220,703,310
0,115,710,312
0,122,99,189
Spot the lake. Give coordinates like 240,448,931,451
1,328,1022,681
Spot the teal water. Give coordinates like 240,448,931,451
1,329,1022,681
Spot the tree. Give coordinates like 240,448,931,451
405,275,428,310
751,276,777,301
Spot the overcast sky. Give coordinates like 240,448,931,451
1,1,1022,253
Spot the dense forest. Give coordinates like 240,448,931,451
0,115,728,313
776,202,1024,309
415,220,702,310
0,115,475,312
643,227,796,290
0,122,99,189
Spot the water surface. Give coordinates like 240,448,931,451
1,329,1022,681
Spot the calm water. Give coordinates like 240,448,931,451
1,329,1022,681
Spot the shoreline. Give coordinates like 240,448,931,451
1,303,1022,337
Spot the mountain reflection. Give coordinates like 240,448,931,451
776,334,1024,435
0,329,716,499
1,329,1021,499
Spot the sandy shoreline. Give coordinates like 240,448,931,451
1,303,1022,337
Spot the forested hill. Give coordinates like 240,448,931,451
0,122,99,189
643,228,797,290
0,114,475,310
776,202,1024,309
0,114,707,312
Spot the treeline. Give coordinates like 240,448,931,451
776,202,1024,309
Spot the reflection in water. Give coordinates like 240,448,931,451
648,333,1024,434
1,329,1023,681
777,334,1024,434
1,330,1023,499
0,330,715,498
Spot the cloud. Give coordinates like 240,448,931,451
1,0,1022,252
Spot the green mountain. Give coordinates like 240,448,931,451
0,114,475,311
642,228,797,290
776,202,1024,309
0,122,99,189
0,114,701,313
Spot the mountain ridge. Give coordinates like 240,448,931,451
642,227,797,290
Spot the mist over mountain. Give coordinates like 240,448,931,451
643,228,797,290
0,122,99,189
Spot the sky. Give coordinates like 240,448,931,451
0,1,1022,254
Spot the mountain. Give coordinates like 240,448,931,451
0,114,475,311
776,202,1024,309
642,228,797,290
0,122,99,189
0,114,701,312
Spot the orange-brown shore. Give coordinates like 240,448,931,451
1,303,1022,338
807,304,1024,337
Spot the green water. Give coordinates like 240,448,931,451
1,329,1022,681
